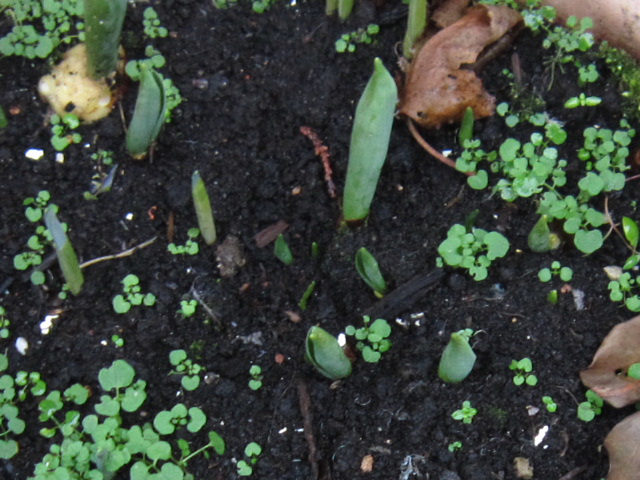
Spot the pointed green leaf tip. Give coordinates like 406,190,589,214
305,326,352,380
126,66,167,158
355,247,388,295
44,207,84,295
191,170,217,245
343,57,398,222
438,332,476,383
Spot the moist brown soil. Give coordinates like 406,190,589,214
1,1,639,479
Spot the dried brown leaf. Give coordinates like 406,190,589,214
399,5,521,129
604,410,640,480
432,0,470,28
580,315,640,408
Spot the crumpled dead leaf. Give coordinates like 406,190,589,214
431,0,470,29
580,315,640,408
604,410,640,480
399,5,521,129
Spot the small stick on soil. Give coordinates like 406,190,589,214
297,376,320,480
557,465,587,480
189,286,222,329
300,126,337,198
80,236,158,269
364,268,445,319
406,119,469,174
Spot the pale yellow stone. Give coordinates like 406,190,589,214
38,44,115,123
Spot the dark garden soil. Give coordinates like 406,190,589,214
1,1,639,479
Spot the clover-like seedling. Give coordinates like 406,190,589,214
451,401,477,424
577,389,603,422
248,365,263,391
335,24,380,53
437,224,510,281
237,442,262,476
608,272,640,312
538,261,573,282
542,396,557,413
345,316,391,363
95,359,147,416
142,7,168,38
169,349,202,391
178,299,198,318
112,274,157,314
168,228,200,255
509,358,538,386
50,113,82,151
23,190,52,223
154,403,206,435
111,334,124,347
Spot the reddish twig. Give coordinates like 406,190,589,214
406,118,471,176
300,126,337,198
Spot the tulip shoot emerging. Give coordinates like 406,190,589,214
355,247,388,297
126,65,167,158
84,0,127,79
403,0,427,60
343,58,398,223
305,326,352,380
438,330,476,383
191,171,217,245
44,208,84,295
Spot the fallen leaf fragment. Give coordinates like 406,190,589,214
432,0,470,28
400,5,521,128
604,410,640,480
580,315,640,408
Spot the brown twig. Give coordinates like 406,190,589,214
300,126,337,198
406,118,471,175
80,236,158,269
297,376,320,480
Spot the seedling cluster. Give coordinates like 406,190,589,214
577,389,603,422
237,442,262,476
167,228,200,255
509,358,538,386
451,401,477,424
248,365,263,391
50,113,81,151
335,24,380,53
112,274,157,314
169,349,203,391
345,316,391,363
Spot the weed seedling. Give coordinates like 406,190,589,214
509,358,538,386
142,7,168,38
0,307,10,339
112,274,157,314
50,113,82,151
168,228,200,255
451,401,477,424
436,224,510,281
542,396,557,413
169,349,202,391
538,261,573,282
298,281,316,311
178,299,198,318
111,334,124,347
248,365,263,391
448,441,462,452
237,442,262,476
577,389,603,422
564,93,602,109
608,271,640,312
345,316,391,363
335,24,380,53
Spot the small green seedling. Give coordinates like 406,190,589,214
438,329,477,383
538,261,573,282
305,326,352,380
528,215,561,252
335,24,380,53
252,0,276,13
608,272,640,312
169,349,202,391
178,299,198,318
577,389,603,422
23,190,52,223
448,441,462,453
168,228,200,255
111,334,124,347
153,403,206,435
622,216,640,269
112,274,156,314
402,0,426,59
458,107,475,147
564,93,602,108
191,171,217,245
142,7,168,38
542,396,557,413
44,207,84,295
547,289,559,305
84,0,127,78
237,442,262,476
298,281,316,311
343,58,398,222
345,316,391,363
355,247,388,297
274,234,293,265
437,224,510,281
0,307,9,339
451,401,477,424
50,113,82,151
509,358,538,386
248,365,263,391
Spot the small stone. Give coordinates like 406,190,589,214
360,454,374,473
514,457,533,479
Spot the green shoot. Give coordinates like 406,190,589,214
44,207,83,295
84,0,127,78
191,171,217,245
305,326,352,380
355,247,388,297
274,234,293,265
438,329,476,383
402,0,426,60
